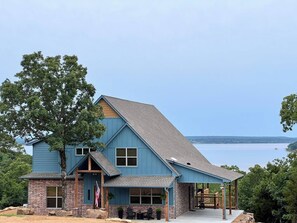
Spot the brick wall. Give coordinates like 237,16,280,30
175,182,194,217
28,179,83,216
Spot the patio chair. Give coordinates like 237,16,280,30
126,207,136,219
143,207,154,220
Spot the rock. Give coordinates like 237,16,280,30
55,210,73,217
48,211,56,216
106,218,132,223
3,206,17,211
17,208,34,215
86,209,108,219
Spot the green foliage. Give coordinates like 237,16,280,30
280,94,297,132
0,52,105,209
0,150,32,209
238,156,297,223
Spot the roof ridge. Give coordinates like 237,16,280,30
102,95,155,107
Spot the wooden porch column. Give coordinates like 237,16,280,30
222,184,226,220
165,189,169,222
234,180,238,209
88,156,92,170
105,187,109,216
101,173,104,208
229,184,232,215
75,168,78,208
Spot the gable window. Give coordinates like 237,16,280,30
75,147,96,156
116,148,137,167
130,188,162,205
46,187,62,208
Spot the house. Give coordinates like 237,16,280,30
21,95,242,220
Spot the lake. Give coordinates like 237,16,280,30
194,143,289,172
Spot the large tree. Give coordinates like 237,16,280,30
0,52,105,209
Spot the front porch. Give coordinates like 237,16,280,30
131,208,243,223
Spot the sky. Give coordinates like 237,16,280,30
1,0,297,137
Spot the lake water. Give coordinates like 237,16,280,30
194,143,289,172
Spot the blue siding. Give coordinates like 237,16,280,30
102,126,172,176
83,173,102,204
99,118,125,144
65,118,125,173
109,188,130,205
32,142,60,173
173,164,223,183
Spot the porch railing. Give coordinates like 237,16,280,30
195,193,237,209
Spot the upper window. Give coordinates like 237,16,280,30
75,147,96,156
46,187,62,208
130,188,163,205
116,148,137,167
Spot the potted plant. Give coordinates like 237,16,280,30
156,208,161,220
117,206,124,219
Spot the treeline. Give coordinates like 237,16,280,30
238,153,297,223
0,149,31,209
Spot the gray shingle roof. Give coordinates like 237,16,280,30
20,173,82,179
104,176,175,188
90,152,120,176
67,152,120,177
103,95,242,182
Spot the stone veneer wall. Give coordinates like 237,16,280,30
28,179,83,216
108,205,175,219
175,182,195,217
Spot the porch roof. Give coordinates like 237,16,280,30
103,176,175,188
20,172,82,179
68,152,121,177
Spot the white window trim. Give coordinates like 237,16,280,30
115,147,138,167
129,188,163,205
46,186,62,209
75,147,96,156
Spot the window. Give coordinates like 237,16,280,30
75,147,96,156
46,187,62,208
116,148,137,166
129,188,162,205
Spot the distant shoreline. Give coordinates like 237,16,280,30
186,136,297,144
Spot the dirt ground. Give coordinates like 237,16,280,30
0,215,126,223
0,215,119,223
0,210,124,223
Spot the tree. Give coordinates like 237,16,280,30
0,52,105,209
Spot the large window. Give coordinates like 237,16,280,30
46,187,62,208
130,188,162,205
75,147,96,156
116,148,137,167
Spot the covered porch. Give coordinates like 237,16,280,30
170,162,242,221
132,209,243,223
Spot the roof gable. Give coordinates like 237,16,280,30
100,95,242,181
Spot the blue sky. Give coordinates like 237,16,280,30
1,1,297,137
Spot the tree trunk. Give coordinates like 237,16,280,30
60,147,67,210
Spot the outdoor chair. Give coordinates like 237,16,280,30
143,207,154,220
126,207,136,219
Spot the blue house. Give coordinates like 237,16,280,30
21,95,242,220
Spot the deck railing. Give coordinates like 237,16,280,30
195,193,237,209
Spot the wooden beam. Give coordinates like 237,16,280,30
101,173,104,208
77,170,102,173
222,185,226,220
105,187,109,217
88,156,92,171
234,180,238,209
229,184,232,215
165,189,169,222
75,168,78,208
